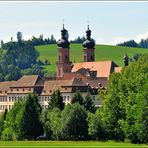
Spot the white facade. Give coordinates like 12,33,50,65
0,91,96,113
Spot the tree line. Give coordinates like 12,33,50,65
1,33,56,49
1,33,88,49
117,39,148,49
0,54,147,143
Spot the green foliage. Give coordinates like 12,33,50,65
70,36,86,43
1,127,16,141
50,108,62,140
1,100,24,140
71,90,84,105
40,103,88,140
0,114,4,138
117,40,140,48
83,93,96,113
87,110,106,140
0,32,44,81
17,32,23,45
100,54,148,143
16,94,43,140
61,103,88,140
2,94,43,140
49,90,64,110
40,109,52,139
71,92,95,113
0,141,146,147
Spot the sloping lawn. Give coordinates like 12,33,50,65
0,141,147,148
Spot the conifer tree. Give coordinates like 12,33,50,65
49,90,64,110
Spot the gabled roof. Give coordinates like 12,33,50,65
0,81,15,96
41,80,72,96
41,78,87,96
72,61,119,78
10,75,44,88
83,77,108,88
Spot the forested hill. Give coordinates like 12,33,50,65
0,32,148,81
0,33,44,81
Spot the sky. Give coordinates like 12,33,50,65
0,1,148,45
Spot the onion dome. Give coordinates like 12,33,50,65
83,25,95,48
57,24,70,48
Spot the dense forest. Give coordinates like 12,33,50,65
0,32,45,81
117,38,148,49
0,54,147,143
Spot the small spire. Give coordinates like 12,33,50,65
123,53,129,67
62,19,65,29
87,20,90,30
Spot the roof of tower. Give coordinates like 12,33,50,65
83,25,95,48
57,24,70,48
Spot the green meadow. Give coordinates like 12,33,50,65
0,141,147,148
35,44,148,75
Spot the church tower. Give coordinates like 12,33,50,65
83,25,95,62
56,24,72,78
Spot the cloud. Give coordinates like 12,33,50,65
107,36,128,45
135,31,148,43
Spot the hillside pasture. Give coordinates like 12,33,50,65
35,44,148,76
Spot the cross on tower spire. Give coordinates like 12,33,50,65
87,20,90,30
62,19,65,29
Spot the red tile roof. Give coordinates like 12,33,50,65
72,61,119,78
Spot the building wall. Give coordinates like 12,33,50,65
0,93,29,113
0,92,97,113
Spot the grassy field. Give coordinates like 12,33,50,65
35,44,148,76
0,141,147,148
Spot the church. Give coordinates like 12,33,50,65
0,25,124,112
56,24,122,78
